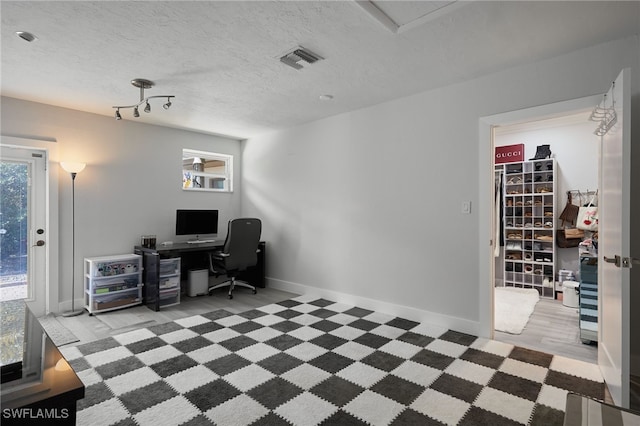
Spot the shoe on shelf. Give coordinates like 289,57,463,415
530,144,552,160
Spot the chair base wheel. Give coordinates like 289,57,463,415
228,294,233,299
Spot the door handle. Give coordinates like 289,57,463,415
604,255,640,268
604,255,619,265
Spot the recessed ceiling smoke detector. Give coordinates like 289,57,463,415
16,31,38,42
279,46,324,70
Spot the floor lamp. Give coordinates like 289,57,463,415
61,162,86,317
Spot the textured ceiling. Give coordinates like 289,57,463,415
1,1,638,139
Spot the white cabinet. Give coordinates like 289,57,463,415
501,159,556,298
159,258,180,308
84,254,143,315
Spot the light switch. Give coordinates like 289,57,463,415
462,201,472,214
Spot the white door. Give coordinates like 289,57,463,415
0,145,48,316
598,68,632,408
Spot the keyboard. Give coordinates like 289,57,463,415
186,239,215,244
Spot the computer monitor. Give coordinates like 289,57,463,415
175,209,218,240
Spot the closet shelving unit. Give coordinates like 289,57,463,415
502,159,557,298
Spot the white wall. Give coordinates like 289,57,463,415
1,98,243,313
241,35,640,335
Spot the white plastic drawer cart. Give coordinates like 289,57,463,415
84,254,143,315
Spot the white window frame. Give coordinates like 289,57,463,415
182,148,233,193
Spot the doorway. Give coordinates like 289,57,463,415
0,145,48,315
491,112,599,364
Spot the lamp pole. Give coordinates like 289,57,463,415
61,162,86,317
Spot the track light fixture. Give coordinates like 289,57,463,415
112,78,175,120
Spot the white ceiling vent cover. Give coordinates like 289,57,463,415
279,46,324,70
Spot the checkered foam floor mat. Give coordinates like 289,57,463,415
61,296,604,425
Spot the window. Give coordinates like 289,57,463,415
182,149,233,192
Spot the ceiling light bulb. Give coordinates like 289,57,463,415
163,98,172,110
115,109,122,120
133,106,140,117
144,102,151,113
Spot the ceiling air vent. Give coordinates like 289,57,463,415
279,46,324,70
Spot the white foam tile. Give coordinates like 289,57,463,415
251,314,286,327
284,342,328,362
113,328,158,345
411,389,470,425
363,311,395,325
223,364,275,392
77,397,130,426
186,343,231,364
549,356,603,382
370,324,408,340
85,345,134,367
159,328,200,344
327,313,360,325
329,325,367,341
275,391,337,426
236,342,281,363
470,338,514,357
281,363,332,390
344,390,405,425
77,368,103,387
134,395,200,426
256,303,289,314
215,314,249,327
205,394,269,426
136,344,183,366
474,387,536,424
289,302,321,314
165,364,219,394
332,341,376,361
378,339,422,359
392,360,442,387
287,325,325,342
409,322,448,339
536,384,570,411
323,302,354,313
105,366,162,396
244,326,283,342
426,339,469,358
174,314,212,328
445,359,496,386
499,358,548,383
201,327,241,343
336,362,388,388
288,313,322,326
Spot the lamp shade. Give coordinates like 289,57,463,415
60,162,86,174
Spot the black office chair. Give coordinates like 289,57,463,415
208,218,261,299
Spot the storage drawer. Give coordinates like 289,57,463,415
160,258,180,276
159,275,179,290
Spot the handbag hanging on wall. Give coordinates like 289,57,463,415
556,229,583,248
577,193,598,231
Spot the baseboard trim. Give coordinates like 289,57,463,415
266,277,480,336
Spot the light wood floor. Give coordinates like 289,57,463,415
495,297,597,364
56,287,300,347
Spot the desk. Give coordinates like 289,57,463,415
0,300,84,425
134,240,265,312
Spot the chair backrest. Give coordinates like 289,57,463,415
221,218,262,271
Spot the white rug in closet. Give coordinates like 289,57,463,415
494,287,540,334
